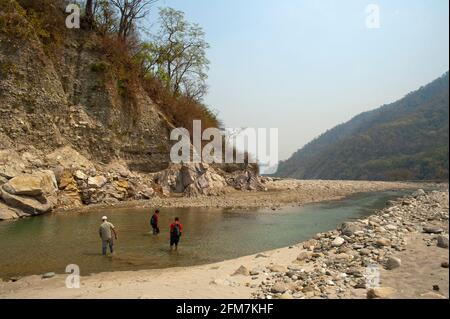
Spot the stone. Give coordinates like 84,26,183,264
334,253,351,261
359,248,371,256
440,262,449,268
271,282,289,294
34,171,58,196
250,270,260,276
436,236,449,248
269,265,287,273
138,186,154,199
232,265,250,276
0,150,27,179
420,292,447,299
42,272,55,279
331,237,345,247
412,189,426,198
105,161,131,178
279,292,294,299
87,176,108,188
367,287,396,299
340,222,361,236
74,170,88,180
423,226,444,234
297,251,312,261
375,238,391,247
385,257,402,270
2,175,43,196
58,170,74,190
1,190,52,215
385,224,398,231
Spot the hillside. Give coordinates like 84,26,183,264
274,73,449,181
0,0,262,221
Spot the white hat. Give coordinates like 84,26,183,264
102,216,108,220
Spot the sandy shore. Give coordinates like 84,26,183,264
0,187,448,299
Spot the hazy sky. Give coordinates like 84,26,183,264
149,0,449,160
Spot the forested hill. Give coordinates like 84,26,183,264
274,72,449,181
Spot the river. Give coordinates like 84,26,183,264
0,190,412,279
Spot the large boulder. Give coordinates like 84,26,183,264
2,171,57,197
2,175,43,196
184,166,227,197
154,164,184,193
154,163,227,197
0,171,57,216
226,169,265,191
0,190,53,215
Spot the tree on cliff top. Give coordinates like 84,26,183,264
109,0,157,40
137,7,210,101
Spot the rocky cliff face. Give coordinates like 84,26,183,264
0,25,173,172
0,4,265,221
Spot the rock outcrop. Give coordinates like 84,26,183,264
154,163,228,197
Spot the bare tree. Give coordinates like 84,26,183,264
139,7,209,101
85,0,94,26
109,0,157,40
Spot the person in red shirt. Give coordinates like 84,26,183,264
169,217,183,250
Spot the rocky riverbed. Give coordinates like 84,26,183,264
251,189,449,299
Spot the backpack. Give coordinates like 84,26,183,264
171,224,181,237
150,214,157,226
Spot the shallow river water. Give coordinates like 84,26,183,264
0,190,413,279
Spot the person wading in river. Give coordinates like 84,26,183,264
169,217,183,251
150,209,160,235
99,216,118,255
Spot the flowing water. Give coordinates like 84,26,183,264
0,190,413,279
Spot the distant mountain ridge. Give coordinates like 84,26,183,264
274,72,449,181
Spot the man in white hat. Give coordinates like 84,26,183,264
99,216,118,255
